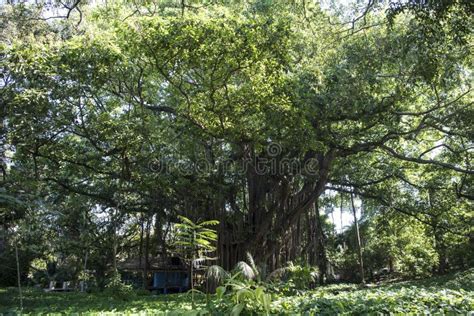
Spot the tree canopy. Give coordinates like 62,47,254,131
0,0,472,289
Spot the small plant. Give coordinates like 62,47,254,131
205,255,274,315
216,274,273,315
174,215,219,308
285,263,319,290
267,263,319,294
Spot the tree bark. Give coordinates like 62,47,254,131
248,150,336,263
314,200,327,284
434,226,448,274
138,214,146,289
306,211,315,265
340,192,344,233
350,193,365,284
111,210,118,273
81,251,88,292
15,239,23,311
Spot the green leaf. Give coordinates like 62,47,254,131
230,303,245,316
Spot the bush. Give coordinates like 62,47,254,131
215,280,273,315
103,272,135,300
267,263,318,294
398,243,438,278
285,264,318,290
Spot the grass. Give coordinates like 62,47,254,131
0,269,473,315
0,289,205,315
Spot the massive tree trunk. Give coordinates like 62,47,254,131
247,150,335,264
218,147,335,268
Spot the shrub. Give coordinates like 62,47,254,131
286,264,319,290
267,263,319,294
216,279,273,315
103,272,135,300
398,243,438,278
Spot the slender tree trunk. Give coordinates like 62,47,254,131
314,200,327,284
139,214,145,288
112,243,117,272
144,217,151,289
350,193,365,284
434,226,448,274
428,192,448,274
15,239,23,311
191,231,196,309
112,221,117,273
81,251,88,292
306,211,314,265
340,193,344,233
331,207,336,236
296,216,301,258
388,257,394,273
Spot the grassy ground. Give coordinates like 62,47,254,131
0,288,202,315
0,269,473,315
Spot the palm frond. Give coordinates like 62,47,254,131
199,220,219,226
177,215,196,226
234,261,256,280
246,252,259,277
206,265,229,284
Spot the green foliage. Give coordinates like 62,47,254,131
268,263,319,294
0,287,209,315
219,277,273,315
364,212,440,278
174,215,218,307
278,285,473,315
282,263,318,291
1,0,472,302
205,258,274,315
103,272,135,301
1,271,473,315
398,241,438,278
175,216,219,253
444,268,474,291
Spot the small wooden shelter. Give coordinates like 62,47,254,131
118,255,189,293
